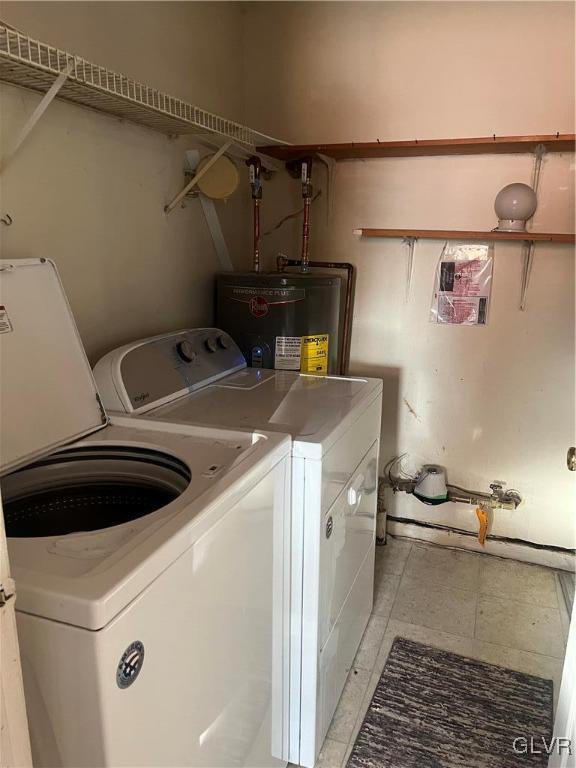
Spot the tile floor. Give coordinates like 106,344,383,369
315,536,571,768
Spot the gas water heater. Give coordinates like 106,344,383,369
216,270,342,373
216,156,352,375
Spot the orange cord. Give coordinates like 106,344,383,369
476,506,489,546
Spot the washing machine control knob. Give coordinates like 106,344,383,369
176,340,196,363
217,335,229,349
204,337,218,353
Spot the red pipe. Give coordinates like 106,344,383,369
246,156,262,272
253,198,260,273
300,158,313,273
301,196,311,272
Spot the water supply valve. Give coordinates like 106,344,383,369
300,157,313,200
246,156,263,199
488,482,522,510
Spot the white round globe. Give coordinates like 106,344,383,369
494,183,537,231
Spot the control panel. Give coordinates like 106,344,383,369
94,329,246,413
251,345,264,368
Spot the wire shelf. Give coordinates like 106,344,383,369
0,24,286,148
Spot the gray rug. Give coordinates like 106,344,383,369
347,637,553,768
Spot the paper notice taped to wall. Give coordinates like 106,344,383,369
430,243,493,326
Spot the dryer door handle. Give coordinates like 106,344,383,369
347,473,364,511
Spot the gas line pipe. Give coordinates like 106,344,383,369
385,474,522,511
277,254,355,376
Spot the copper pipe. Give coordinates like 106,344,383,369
299,157,313,273
253,198,260,273
301,196,311,272
277,255,355,376
246,156,262,272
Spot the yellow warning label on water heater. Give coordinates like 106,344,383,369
300,334,329,375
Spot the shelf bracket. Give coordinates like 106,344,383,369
0,60,74,176
184,149,233,272
519,240,536,311
164,141,233,214
519,143,546,311
403,236,417,302
316,153,336,225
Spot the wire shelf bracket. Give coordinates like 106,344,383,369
0,58,73,175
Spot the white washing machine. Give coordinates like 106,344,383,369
0,260,291,768
94,328,383,767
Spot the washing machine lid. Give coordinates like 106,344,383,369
0,259,107,474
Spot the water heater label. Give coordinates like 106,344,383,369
301,334,329,375
222,284,305,321
275,336,301,370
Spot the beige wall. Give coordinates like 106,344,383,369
243,1,576,549
1,1,574,550
0,2,250,362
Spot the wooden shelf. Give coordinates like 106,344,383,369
354,229,575,244
258,134,575,161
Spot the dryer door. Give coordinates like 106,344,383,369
319,439,378,649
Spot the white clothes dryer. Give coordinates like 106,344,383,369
0,260,291,768
94,327,383,767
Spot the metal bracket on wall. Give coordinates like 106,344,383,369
181,149,233,271
519,143,547,311
195,133,282,176
402,236,417,302
519,240,536,311
0,60,73,176
316,153,336,225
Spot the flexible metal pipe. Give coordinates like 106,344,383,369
277,255,355,376
300,197,311,272
298,158,314,273
253,198,261,273
246,156,262,272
